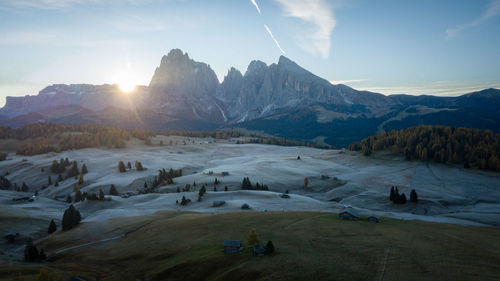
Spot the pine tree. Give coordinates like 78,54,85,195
54,181,59,187
135,161,144,171
48,176,52,185
265,240,275,254
62,204,81,230
67,161,79,178
109,184,119,196
81,164,88,174
247,229,259,246
21,182,28,192
127,161,132,169
390,186,395,201
66,194,72,203
50,160,60,173
224,186,228,191
304,177,309,189
58,174,63,182
410,189,418,202
39,249,47,261
118,161,126,173
74,187,82,203
24,238,39,262
78,173,84,185
48,219,57,234
99,188,105,201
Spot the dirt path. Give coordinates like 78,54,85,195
53,221,152,255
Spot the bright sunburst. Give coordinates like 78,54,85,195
118,82,136,93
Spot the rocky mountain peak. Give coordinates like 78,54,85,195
245,60,268,76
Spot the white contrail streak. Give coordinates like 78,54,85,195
264,24,285,55
251,0,262,15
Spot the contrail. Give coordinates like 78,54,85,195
264,24,285,55
251,0,262,15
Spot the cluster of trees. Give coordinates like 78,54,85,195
247,229,275,254
389,186,418,204
349,125,500,172
24,238,46,262
49,159,87,186
164,130,244,139
241,177,269,191
71,185,109,202
241,137,330,149
389,186,407,204
179,195,191,205
0,123,157,156
62,204,81,230
118,160,145,173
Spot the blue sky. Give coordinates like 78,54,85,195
0,0,499,106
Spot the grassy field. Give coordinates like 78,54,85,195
1,211,499,281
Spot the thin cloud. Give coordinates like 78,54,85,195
251,0,261,15
330,79,370,85
274,0,335,59
446,0,500,39
264,24,285,55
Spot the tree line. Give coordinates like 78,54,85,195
0,123,154,156
349,125,500,172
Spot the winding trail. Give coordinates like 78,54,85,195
54,221,152,255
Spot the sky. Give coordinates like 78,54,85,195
0,0,499,106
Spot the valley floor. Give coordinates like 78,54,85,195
1,136,500,279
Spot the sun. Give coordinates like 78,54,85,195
114,64,140,93
118,82,136,93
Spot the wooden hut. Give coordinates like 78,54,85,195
223,240,243,254
367,215,381,223
339,208,360,221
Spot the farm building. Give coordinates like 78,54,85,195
339,208,360,221
367,215,381,223
4,231,19,243
212,200,226,207
253,243,267,256
223,240,243,254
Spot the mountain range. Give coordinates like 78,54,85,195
1,48,499,147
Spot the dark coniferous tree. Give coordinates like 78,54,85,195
81,164,88,174
410,189,418,202
62,204,81,230
24,239,39,262
48,176,52,185
109,184,119,196
48,219,57,234
118,161,126,173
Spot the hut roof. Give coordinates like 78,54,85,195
367,214,380,220
340,208,360,219
223,240,242,247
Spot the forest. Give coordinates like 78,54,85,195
349,125,500,171
0,123,154,156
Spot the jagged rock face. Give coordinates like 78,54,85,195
0,84,147,118
148,49,223,122
220,56,391,122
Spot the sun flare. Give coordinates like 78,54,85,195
118,82,136,92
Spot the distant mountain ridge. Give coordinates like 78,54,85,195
1,49,499,147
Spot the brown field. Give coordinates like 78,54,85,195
1,211,499,281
